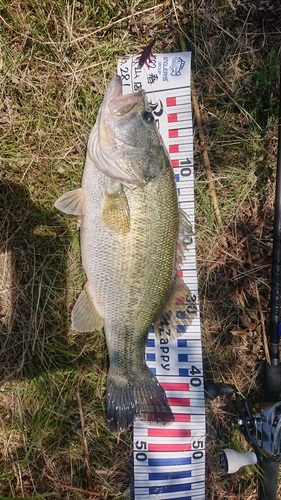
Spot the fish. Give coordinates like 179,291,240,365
55,75,196,434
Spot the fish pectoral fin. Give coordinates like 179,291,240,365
54,188,85,215
153,272,198,340
102,183,130,235
71,282,104,332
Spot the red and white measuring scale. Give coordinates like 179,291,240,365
118,52,205,500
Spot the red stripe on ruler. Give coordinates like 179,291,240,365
172,159,179,167
176,296,186,305
169,129,178,138
166,97,177,106
168,113,178,123
148,428,192,437
161,382,190,391
168,397,190,407
148,443,192,452
173,413,191,422
169,144,179,153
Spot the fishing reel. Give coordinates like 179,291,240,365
205,380,281,473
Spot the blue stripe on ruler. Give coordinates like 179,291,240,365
149,483,191,494
176,311,186,319
175,174,180,182
177,325,187,333
147,497,192,500
137,495,192,500
179,368,189,376
148,457,191,466
178,354,188,362
146,338,155,347
178,339,188,347
149,471,192,480
161,497,193,500
146,353,156,361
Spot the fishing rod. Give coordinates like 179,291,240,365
259,63,281,500
206,67,281,500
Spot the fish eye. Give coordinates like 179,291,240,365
142,111,154,123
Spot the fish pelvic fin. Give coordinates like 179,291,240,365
106,371,174,434
101,182,130,235
71,282,104,332
54,187,85,215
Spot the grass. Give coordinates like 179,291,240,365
0,0,281,498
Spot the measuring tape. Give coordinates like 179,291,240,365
117,52,205,500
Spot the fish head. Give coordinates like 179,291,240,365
88,75,168,185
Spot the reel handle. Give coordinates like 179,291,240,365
220,448,257,474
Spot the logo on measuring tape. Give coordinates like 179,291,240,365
170,56,185,77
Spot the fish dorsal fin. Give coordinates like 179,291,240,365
153,272,198,340
176,208,194,267
102,183,130,235
54,188,85,215
153,211,196,339
72,282,104,332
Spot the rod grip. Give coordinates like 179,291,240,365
259,461,279,500
264,363,281,402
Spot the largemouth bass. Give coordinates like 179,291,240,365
55,75,195,433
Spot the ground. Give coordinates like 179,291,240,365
0,0,281,498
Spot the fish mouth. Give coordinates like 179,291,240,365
108,75,144,117
93,75,150,186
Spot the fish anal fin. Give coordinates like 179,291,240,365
102,183,130,235
153,272,198,340
54,187,85,215
71,282,104,332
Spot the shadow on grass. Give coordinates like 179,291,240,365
0,180,74,382
0,183,133,500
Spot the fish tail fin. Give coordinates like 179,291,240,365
106,377,136,434
106,371,174,434
135,374,174,424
